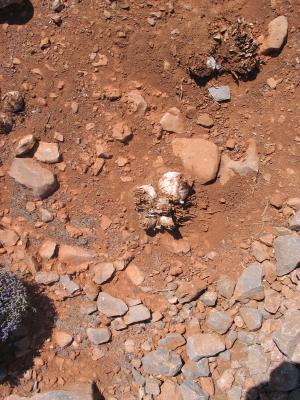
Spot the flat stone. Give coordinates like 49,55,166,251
205,310,233,334
142,348,183,376
270,361,299,392
186,333,225,361
180,380,209,400
208,86,230,102
15,134,37,156
273,310,300,359
158,333,186,350
240,307,262,331
200,291,217,306
160,107,185,134
35,271,59,285
196,113,214,128
8,158,58,199
264,288,281,314
181,359,209,380
273,235,300,276
234,263,264,301
261,15,288,54
39,240,57,260
7,382,94,400
58,244,96,265
288,210,300,231
124,304,150,325
126,263,145,285
175,278,207,304
86,327,111,344
172,138,220,184
97,292,128,317
251,241,270,262
217,275,236,299
54,331,73,348
34,141,60,164
92,262,115,284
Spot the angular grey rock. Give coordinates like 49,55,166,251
217,275,235,299
145,377,161,396
273,235,300,276
158,333,186,350
7,382,94,400
181,359,209,380
273,310,300,359
8,158,58,199
269,362,299,392
142,348,182,377
240,307,262,331
97,292,128,317
200,291,217,306
60,275,80,294
86,327,111,345
35,271,59,285
206,310,233,334
179,380,209,400
288,210,300,231
124,304,150,325
234,263,264,301
209,86,230,102
186,333,225,361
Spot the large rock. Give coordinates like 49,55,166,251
97,292,128,317
261,16,288,54
8,158,58,199
205,310,233,334
7,382,94,400
273,310,300,359
160,107,185,134
142,348,183,377
234,263,264,301
172,138,220,184
186,333,225,361
179,380,209,400
273,235,300,276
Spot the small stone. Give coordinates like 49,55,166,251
104,86,121,100
200,291,217,306
264,289,281,314
251,241,269,262
142,348,182,377
234,263,264,301
112,122,133,143
175,278,207,304
15,134,36,156
54,331,73,348
39,240,57,260
180,380,209,400
152,311,163,322
60,275,80,294
186,333,225,361
126,90,148,115
261,16,288,54
145,377,161,396
160,107,185,134
239,307,262,331
39,208,54,222
196,113,214,128
35,271,59,285
270,193,284,209
111,317,127,331
80,301,97,315
0,228,19,247
206,310,233,334
97,292,128,317
126,264,145,285
172,138,220,184
34,142,60,164
158,380,182,400
181,359,209,380
288,210,300,231
225,330,237,349
8,158,58,199
208,86,230,102
92,262,115,284
124,304,151,325
71,101,79,114
51,0,64,12
132,368,145,387
95,139,112,159
217,275,236,299
86,327,111,345
273,235,300,276
158,333,186,350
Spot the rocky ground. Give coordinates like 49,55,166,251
0,0,300,399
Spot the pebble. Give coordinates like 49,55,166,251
160,107,185,134
97,292,128,317
34,142,60,164
186,333,225,361
142,348,183,377
172,138,220,184
196,113,214,128
15,134,36,156
35,271,59,285
112,122,133,143
208,86,231,102
86,327,111,345
239,307,262,331
54,331,73,348
205,310,233,334
288,210,300,231
179,380,209,400
217,275,236,299
126,264,145,285
273,235,300,276
234,262,264,301
39,240,57,260
124,304,151,325
158,333,186,350
261,15,288,54
8,158,58,199
93,262,115,284
39,208,54,222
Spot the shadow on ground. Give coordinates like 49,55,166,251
0,0,33,25
0,281,57,386
246,361,300,400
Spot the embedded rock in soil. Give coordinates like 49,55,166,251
124,304,151,325
142,348,183,377
160,107,185,134
97,292,128,317
200,291,217,306
112,121,133,143
273,310,300,359
261,16,288,54
234,262,264,301
15,134,37,156
205,310,233,334
288,210,300,231
34,142,60,164
180,380,209,400
86,327,111,344
58,244,96,265
196,113,214,128
158,380,182,400
0,228,19,247
186,333,225,361
172,138,220,184
39,240,57,260
8,158,58,199
273,235,300,276
54,331,73,348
